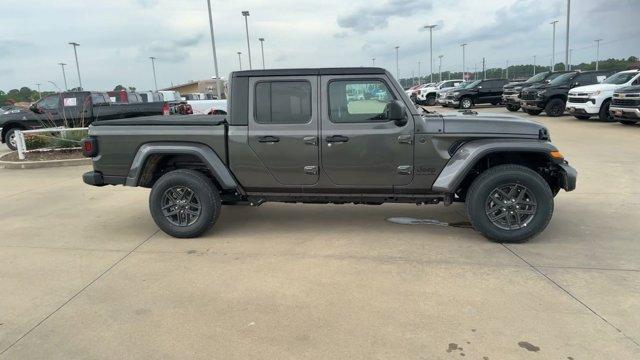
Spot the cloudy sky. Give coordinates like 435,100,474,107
1,0,638,92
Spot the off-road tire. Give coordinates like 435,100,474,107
545,98,566,117
506,104,521,112
466,164,554,243
4,128,18,151
460,97,473,109
149,169,221,238
524,109,543,116
598,99,614,122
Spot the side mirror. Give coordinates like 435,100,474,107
385,100,407,126
29,103,41,113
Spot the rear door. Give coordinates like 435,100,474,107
247,76,319,186
319,76,414,188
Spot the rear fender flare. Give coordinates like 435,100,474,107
126,142,239,190
431,139,558,193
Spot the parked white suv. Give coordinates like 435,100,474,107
566,69,640,121
416,80,464,106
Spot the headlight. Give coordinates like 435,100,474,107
453,92,460,96
536,90,546,96
588,90,601,96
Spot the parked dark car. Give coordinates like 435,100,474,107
502,71,572,112
0,91,170,150
520,70,615,117
445,79,509,109
610,85,640,125
82,67,576,243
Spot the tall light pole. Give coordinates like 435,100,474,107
438,55,443,81
394,46,399,80
258,37,265,69
237,51,243,70
36,83,42,99
569,48,573,70
372,58,376,66
149,57,158,91
533,55,537,75
68,42,82,90
424,24,437,83
594,38,602,70
58,62,68,91
550,20,558,71
241,11,252,70
460,43,467,80
505,60,509,79
206,0,222,99
417,61,421,84
565,0,571,71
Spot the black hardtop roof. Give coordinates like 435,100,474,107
232,67,388,78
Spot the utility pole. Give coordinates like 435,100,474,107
565,0,571,71
460,43,467,80
550,20,558,71
438,55,443,82
68,42,82,90
237,51,243,70
505,60,509,79
36,83,42,99
482,57,486,80
58,62,68,91
371,58,375,66
149,57,158,91
424,24,437,83
533,55,536,75
258,37,265,69
594,38,602,70
394,46,399,80
206,0,222,98
241,11,252,70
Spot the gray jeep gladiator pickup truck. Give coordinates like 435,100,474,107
82,67,576,242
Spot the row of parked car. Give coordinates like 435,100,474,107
0,89,229,150
406,68,640,125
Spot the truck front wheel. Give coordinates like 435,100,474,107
149,169,221,238
544,98,566,117
460,97,473,109
465,164,554,243
425,94,437,106
506,104,521,112
4,128,19,151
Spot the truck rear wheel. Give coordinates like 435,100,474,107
149,169,221,238
425,94,437,106
466,164,554,243
4,128,19,151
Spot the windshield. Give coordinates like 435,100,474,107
525,72,548,83
603,72,638,84
549,72,577,85
462,80,481,89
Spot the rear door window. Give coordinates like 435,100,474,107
254,81,312,124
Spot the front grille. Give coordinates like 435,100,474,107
568,97,589,103
503,89,517,95
614,93,640,98
520,92,536,100
612,98,640,107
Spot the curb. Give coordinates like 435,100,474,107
0,157,91,169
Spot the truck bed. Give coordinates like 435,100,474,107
92,114,227,126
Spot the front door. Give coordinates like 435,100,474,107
248,76,319,186
320,76,414,188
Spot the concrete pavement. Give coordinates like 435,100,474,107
0,108,639,359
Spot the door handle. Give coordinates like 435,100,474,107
325,135,349,143
258,135,280,143
303,136,318,146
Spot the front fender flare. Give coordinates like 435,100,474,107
125,142,239,190
431,138,558,193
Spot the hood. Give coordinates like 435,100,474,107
442,112,547,138
0,108,36,125
569,83,618,94
615,85,640,94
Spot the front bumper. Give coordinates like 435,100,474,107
566,100,599,115
502,94,520,106
610,106,640,120
520,100,544,110
446,98,460,106
557,162,577,192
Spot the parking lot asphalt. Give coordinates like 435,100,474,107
1,108,639,359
